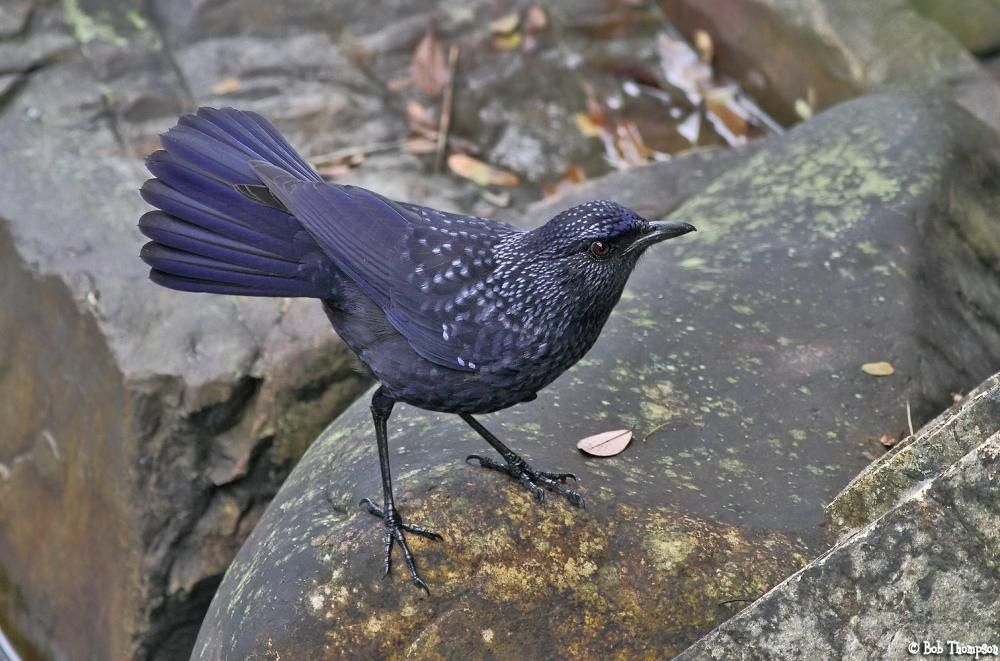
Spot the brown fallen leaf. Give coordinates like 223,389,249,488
406,100,438,138
615,121,652,166
861,361,895,377
489,12,520,35
544,164,587,197
210,77,242,95
878,432,898,448
403,137,438,155
573,112,602,138
412,29,449,97
447,154,520,187
577,429,632,457
386,75,412,92
705,86,750,138
525,6,548,32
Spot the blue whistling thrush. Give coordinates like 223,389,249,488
138,108,695,590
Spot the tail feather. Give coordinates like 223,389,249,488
138,211,303,277
139,107,331,298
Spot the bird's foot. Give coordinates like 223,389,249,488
465,455,585,507
360,498,443,593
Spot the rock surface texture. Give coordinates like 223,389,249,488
194,93,1000,659
678,372,1000,660
0,3,381,660
660,0,1000,130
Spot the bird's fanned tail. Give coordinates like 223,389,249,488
138,107,332,298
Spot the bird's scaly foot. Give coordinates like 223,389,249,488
466,455,585,507
360,498,443,592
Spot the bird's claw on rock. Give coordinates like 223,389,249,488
465,455,585,508
360,498,443,593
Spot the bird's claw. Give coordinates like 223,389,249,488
360,498,442,592
465,455,585,508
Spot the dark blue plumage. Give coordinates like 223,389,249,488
138,107,695,590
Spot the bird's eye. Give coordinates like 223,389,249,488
589,240,611,259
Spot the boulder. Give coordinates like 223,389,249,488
0,3,406,659
909,0,1000,56
194,93,1000,658
678,372,1000,660
826,373,1000,534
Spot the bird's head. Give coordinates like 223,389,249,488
529,200,695,292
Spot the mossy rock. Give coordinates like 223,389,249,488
195,93,1000,658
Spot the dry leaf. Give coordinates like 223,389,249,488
386,75,412,92
447,154,520,187
657,32,712,103
693,29,713,63
616,121,652,166
861,361,895,377
489,12,520,35
705,87,750,138
406,100,437,136
577,429,632,457
878,432,897,448
573,112,601,138
677,111,701,144
316,164,354,179
412,29,449,97
210,77,241,95
491,31,523,50
403,138,438,155
525,6,548,32
544,164,587,197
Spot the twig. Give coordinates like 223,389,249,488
435,45,460,173
309,139,407,166
905,399,914,438
642,420,671,442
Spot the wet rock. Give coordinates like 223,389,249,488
194,93,1000,658
660,0,1000,131
909,0,1000,55
826,373,1000,535
678,372,1000,660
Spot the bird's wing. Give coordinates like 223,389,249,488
253,162,519,372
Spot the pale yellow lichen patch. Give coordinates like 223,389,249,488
562,557,598,583
646,531,697,572
481,628,494,643
365,615,385,635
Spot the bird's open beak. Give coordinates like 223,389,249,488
623,220,697,254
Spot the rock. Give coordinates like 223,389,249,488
659,0,1000,131
194,93,1000,658
909,0,1000,55
826,373,1000,535
677,372,1000,660
0,4,392,660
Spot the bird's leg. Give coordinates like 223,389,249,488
461,413,585,508
360,387,442,592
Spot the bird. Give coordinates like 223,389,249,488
138,107,695,591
